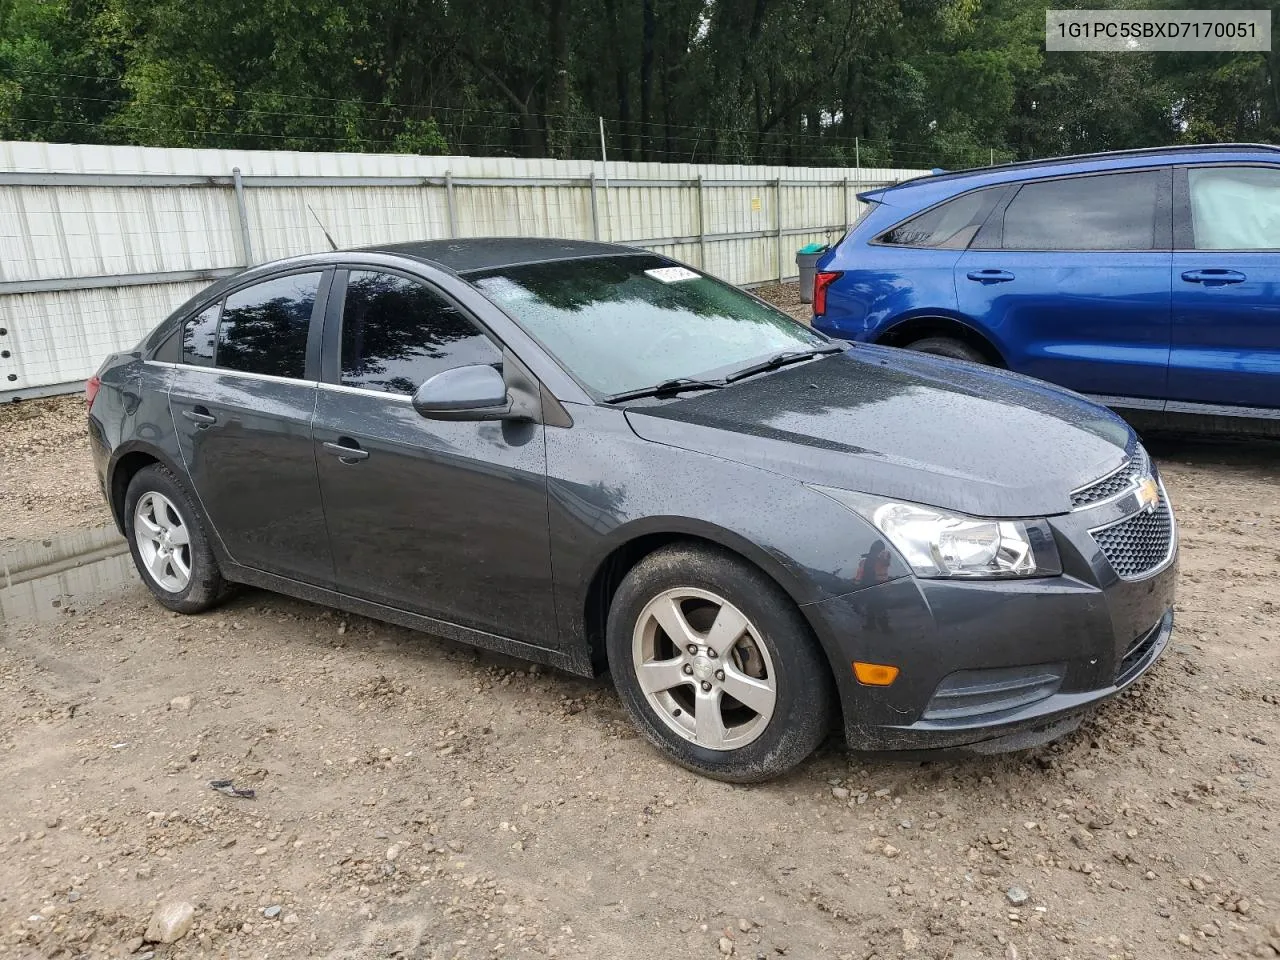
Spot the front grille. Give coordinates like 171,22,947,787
1092,491,1175,580
1071,449,1148,509
1115,618,1164,685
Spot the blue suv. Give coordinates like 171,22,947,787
813,144,1280,428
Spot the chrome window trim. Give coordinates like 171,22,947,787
148,360,417,403
317,381,414,403
144,359,317,388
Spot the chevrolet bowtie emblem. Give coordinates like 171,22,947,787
1136,477,1160,513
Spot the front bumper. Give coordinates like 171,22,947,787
803,488,1178,753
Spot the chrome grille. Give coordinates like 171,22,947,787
1092,491,1175,580
1071,449,1148,509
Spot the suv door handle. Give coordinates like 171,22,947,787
1181,269,1246,286
966,269,1015,284
323,439,370,463
182,406,216,426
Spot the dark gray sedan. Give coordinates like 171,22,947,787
87,238,1177,781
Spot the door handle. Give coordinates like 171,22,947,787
966,269,1015,284
323,440,370,462
182,407,216,426
1180,269,1246,286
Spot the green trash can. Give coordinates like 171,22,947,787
796,243,828,304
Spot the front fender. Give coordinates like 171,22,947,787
545,406,914,683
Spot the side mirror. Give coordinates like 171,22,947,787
412,364,514,421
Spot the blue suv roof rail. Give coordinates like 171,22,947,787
889,142,1280,190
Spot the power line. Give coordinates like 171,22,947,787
4,67,960,154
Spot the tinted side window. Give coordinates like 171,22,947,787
182,303,220,366
340,271,502,395
879,188,1000,248
1002,172,1158,251
1189,166,1280,249
153,327,181,363
217,272,321,379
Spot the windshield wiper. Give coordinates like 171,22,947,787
722,345,844,384
603,377,725,404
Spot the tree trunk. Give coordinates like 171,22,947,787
640,0,656,160
545,0,572,158
605,0,633,160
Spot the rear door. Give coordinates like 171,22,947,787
829,187,1006,337
955,168,1173,404
312,267,556,646
1169,164,1280,413
168,270,334,585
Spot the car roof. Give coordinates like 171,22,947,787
359,237,644,273
864,143,1280,207
146,238,654,350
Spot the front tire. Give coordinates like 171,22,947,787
124,464,229,614
905,336,988,364
606,543,835,782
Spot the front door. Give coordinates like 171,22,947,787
312,268,556,646
1169,164,1280,412
168,270,334,585
955,168,1173,403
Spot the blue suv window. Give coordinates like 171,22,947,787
1188,166,1280,249
878,188,1002,248
999,172,1159,251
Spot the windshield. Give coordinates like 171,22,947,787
467,254,829,397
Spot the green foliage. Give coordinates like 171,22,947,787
0,0,1272,165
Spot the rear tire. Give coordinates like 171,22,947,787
905,336,988,364
606,543,835,783
124,464,229,614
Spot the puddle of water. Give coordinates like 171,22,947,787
1,524,136,626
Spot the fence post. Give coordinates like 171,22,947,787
231,167,254,266
775,176,784,283
589,171,600,240
696,175,706,269
843,177,851,235
445,171,457,238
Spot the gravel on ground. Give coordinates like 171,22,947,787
0,394,113,544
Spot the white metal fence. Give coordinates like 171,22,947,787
0,142,926,400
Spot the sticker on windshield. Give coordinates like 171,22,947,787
645,266,700,283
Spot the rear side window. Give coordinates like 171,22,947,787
340,270,502,395
1001,172,1159,251
1188,166,1280,249
878,188,1001,248
216,272,322,379
152,328,180,363
182,304,219,366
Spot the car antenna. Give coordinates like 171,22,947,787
307,204,339,251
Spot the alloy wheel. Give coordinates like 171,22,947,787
631,587,777,750
133,491,192,593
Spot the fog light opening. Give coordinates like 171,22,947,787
853,661,900,686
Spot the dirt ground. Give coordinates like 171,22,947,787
3,350,1280,959
0,394,112,544
754,282,812,325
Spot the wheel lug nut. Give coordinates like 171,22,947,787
682,664,693,675
715,670,725,681
686,644,698,656
700,680,712,692
707,648,717,658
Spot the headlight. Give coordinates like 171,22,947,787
811,486,1062,579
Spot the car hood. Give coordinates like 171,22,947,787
623,345,1135,518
